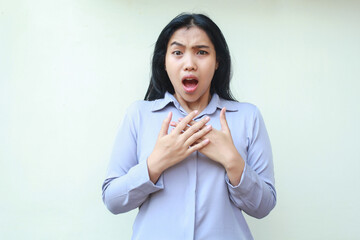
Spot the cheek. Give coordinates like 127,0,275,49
165,67,178,87
166,67,175,81
165,61,180,81
204,65,216,81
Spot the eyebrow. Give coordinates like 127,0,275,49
170,41,210,49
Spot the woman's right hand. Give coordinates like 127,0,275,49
147,110,212,183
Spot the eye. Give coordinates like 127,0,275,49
172,50,182,56
197,50,208,55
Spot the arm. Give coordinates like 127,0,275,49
102,107,212,214
102,108,163,214
173,107,276,218
226,107,276,219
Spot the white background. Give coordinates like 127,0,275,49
1,0,360,239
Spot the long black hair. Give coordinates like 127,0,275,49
144,13,236,101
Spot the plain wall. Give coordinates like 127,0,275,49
1,0,360,239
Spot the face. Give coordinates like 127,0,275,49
165,26,218,110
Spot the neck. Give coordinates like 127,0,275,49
174,92,212,114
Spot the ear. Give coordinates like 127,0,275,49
215,61,219,70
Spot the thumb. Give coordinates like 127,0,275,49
159,112,172,137
220,107,230,133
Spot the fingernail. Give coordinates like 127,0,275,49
206,125,212,130
194,110,198,114
205,116,210,121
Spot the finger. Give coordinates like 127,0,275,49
159,112,172,137
177,117,209,133
176,118,193,132
185,124,212,146
178,118,195,126
185,119,196,126
173,110,198,134
185,117,208,131
187,138,210,154
190,137,205,147
170,121,185,131
171,121,191,133
179,118,206,129
193,138,203,145
181,116,210,140
183,125,190,132
220,107,230,133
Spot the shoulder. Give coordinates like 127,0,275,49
220,98,260,117
119,100,158,132
125,100,157,116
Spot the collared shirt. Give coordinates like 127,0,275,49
102,92,276,240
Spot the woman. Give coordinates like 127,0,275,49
102,13,276,240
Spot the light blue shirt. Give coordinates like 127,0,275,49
102,92,276,240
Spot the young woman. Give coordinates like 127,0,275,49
102,13,276,240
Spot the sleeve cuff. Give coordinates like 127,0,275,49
127,159,164,194
225,162,253,196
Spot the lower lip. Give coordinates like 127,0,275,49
183,81,198,93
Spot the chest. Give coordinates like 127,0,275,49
135,109,250,164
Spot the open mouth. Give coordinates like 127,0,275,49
182,78,199,93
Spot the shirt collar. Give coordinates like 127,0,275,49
151,92,180,112
151,91,238,115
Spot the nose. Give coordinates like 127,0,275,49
183,54,197,71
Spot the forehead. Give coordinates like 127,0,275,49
168,26,214,47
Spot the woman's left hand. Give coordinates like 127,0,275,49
171,108,245,185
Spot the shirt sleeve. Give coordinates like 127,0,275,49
102,106,164,214
226,107,277,219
